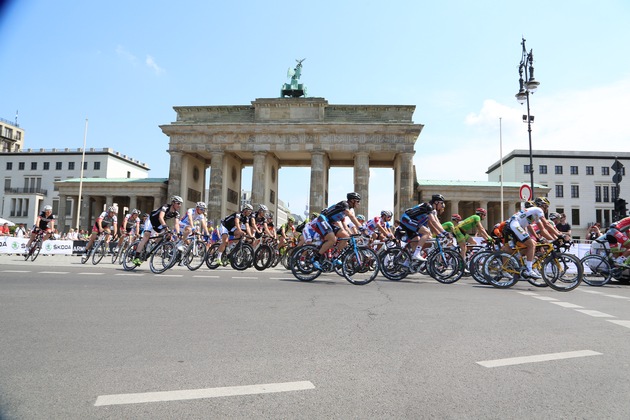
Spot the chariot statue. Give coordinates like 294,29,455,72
281,58,307,98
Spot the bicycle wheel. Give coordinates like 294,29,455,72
379,247,410,281
253,244,273,271
184,241,207,271
30,240,42,261
542,253,583,291
290,245,322,282
111,240,124,264
469,250,492,285
122,240,140,271
204,244,221,269
116,241,129,265
484,252,520,288
149,241,178,274
230,244,254,271
92,241,106,265
428,248,464,284
580,255,612,286
342,247,379,285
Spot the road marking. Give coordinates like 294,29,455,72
477,350,602,368
517,291,538,296
532,296,558,301
94,380,315,406
158,274,183,277
232,276,258,280
574,309,615,318
602,294,630,300
115,273,144,276
39,271,69,274
270,277,293,280
193,275,219,278
79,272,105,275
608,320,630,329
579,289,604,295
1,270,30,273
550,302,583,308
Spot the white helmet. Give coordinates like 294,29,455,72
196,201,207,210
43,205,52,211
108,206,116,212
258,204,268,212
242,203,253,211
170,195,183,204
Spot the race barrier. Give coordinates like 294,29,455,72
0,237,116,255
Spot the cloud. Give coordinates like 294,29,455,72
146,55,165,75
115,45,137,65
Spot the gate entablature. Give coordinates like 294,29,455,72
160,97,423,223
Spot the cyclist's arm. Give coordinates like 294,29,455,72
343,210,362,231
428,213,446,235
475,221,492,241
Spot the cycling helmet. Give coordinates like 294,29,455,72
381,210,393,218
196,201,206,210
142,213,149,218
451,214,462,222
347,192,362,201
524,201,535,208
242,203,253,211
311,212,320,219
170,195,183,204
548,212,560,220
43,205,52,211
257,204,268,212
475,208,487,217
131,209,141,215
108,206,116,212
431,194,445,203
287,216,295,222
357,214,366,221
534,197,550,207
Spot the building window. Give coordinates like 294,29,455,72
68,162,75,170
83,161,88,170
43,162,50,170
18,162,25,170
55,162,62,170
586,166,594,175
612,186,619,200
127,171,131,178
6,162,12,170
556,207,564,215
31,162,37,170
94,161,101,170
595,186,602,202
523,164,530,174
570,166,578,175
603,186,609,202
4,178,10,191
555,165,563,175
539,165,547,174
555,185,564,198
571,185,580,198
602,167,610,176
571,208,580,226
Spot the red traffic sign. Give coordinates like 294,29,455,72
519,184,532,201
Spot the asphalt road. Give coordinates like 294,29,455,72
1,255,630,419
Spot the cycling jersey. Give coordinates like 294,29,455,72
506,208,545,242
147,204,180,233
221,212,245,231
400,203,433,236
321,201,350,223
180,207,206,230
36,211,55,231
365,216,391,236
92,211,118,233
122,214,140,234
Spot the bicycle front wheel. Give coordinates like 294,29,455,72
379,247,410,281
92,241,106,265
342,247,379,285
149,242,178,274
484,252,520,289
580,255,612,287
122,240,140,271
184,241,207,271
30,241,42,261
428,248,464,284
542,253,583,291
230,244,254,271
253,244,273,271
290,245,322,282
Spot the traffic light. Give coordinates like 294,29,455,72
615,198,627,217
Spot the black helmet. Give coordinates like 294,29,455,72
347,192,361,201
431,194,445,203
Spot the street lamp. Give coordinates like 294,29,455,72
516,37,540,194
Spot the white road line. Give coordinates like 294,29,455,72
193,275,219,278
94,380,315,406
579,289,604,295
79,272,105,276
1,270,30,273
574,309,615,318
532,296,559,301
232,276,257,280
115,273,144,276
270,277,293,280
517,291,539,296
477,350,602,368
39,271,69,274
551,302,584,308
157,274,183,277
602,294,630,300
607,320,630,329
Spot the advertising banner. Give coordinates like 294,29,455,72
0,236,74,255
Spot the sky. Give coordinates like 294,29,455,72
1,0,630,218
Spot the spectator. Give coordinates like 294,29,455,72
587,223,601,240
0,222,9,236
555,213,572,237
67,228,78,240
14,223,27,238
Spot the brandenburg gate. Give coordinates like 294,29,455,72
160,97,423,223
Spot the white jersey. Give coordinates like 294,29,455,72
180,208,206,229
511,207,545,228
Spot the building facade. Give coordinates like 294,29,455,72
0,117,23,152
487,150,630,238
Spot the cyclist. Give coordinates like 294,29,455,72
364,210,395,242
25,204,56,254
179,202,210,250
212,203,254,264
265,213,277,240
452,208,493,260
400,194,448,261
85,206,118,256
502,197,560,279
115,208,141,251
442,214,461,235
310,192,363,268
278,216,297,249
603,216,630,266
251,204,273,246
132,195,182,265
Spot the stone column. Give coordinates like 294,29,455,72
309,151,329,214
478,200,489,228
208,151,224,224
105,195,114,209
450,199,460,218
168,150,184,200
129,194,138,213
396,152,415,215
353,152,370,216
251,152,267,207
58,194,67,233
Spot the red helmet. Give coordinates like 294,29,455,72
451,214,462,222
475,208,487,217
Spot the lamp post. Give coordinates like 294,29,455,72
515,37,540,194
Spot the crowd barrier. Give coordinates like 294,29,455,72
0,236,117,255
